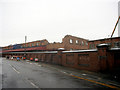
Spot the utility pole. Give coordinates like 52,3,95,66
24,36,27,59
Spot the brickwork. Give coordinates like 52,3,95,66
46,35,89,51
2,35,88,51
3,44,120,72
22,39,49,48
62,35,88,50
47,43,64,50
88,37,120,49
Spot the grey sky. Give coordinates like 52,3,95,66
0,0,120,46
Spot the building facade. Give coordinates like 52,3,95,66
2,35,120,52
88,37,120,49
2,39,49,52
47,35,89,51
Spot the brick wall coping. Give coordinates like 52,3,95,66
62,49,97,53
4,51,58,54
97,44,109,47
58,48,65,50
110,48,120,51
89,37,120,42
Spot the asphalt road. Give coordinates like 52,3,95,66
1,57,114,89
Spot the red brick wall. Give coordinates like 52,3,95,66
47,43,64,50
22,39,49,48
3,45,120,72
46,35,89,51
88,37,120,49
62,51,99,72
62,35,88,50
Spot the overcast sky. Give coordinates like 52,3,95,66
0,0,120,46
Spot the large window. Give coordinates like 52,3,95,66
76,40,79,44
70,39,73,44
82,41,84,45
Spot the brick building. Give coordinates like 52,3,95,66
3,35,89,51
21,39,49,48
62,35,89,50
2,45,13,50
2,35,120,52
47,35,89,51
2,39,49,52
88,37,120,49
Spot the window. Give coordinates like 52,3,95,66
89,44,95,49
114,42,120,48
80,41,81,45
36,42,39,46
76,40,79,44
32,43,34,47
70,39,73,44
82,41,84,45
86,42,88,45
28,43,30,47
39,42,41,45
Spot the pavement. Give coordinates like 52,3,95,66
1,57,120,89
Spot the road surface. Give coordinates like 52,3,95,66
1,57,119,89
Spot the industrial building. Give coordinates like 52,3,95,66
47,35,89,51
2,35,89,52
2,34,120,52
88,37,120,49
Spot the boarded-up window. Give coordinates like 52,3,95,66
66,54,74,65
78,54,89,67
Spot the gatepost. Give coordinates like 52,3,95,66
57,48,65,65
97,44,110,72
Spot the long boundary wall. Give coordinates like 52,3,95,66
2,45,120,72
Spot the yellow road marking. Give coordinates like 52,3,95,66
70,75,120,89
28,62,120,89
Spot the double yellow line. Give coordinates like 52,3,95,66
36,63,120,89
70,74,120,89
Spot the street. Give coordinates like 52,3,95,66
1,57,119,89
